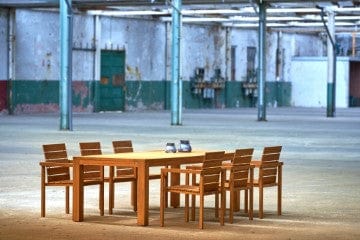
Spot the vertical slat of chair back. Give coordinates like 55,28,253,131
231,148,254,188
260,146,282,185
79,142,102,179
43,143,70,183
112,140,136,176
201,151,225,192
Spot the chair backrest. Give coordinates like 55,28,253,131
260,146,282,185
231,148,254,188
79,142,102,179
112,140,133,153
42,143,70,183
79,142,102,156
112,140,136,177
200,151,225,193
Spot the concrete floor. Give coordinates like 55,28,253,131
0,107,359,239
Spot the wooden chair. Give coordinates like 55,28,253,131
109,140,137,213
252,146,283,219
222,148,254,223
110,140,165,214
160,151,225,229
40,143,104,217
78,142,105,216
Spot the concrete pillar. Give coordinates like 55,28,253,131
7,9,15,114
94,15,101,82
225,27,231,81
171,0,182,125
60,0,73,130
326,9,336,117
257,1,267,121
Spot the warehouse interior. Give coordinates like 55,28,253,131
1,1,360,240
1,1,360,128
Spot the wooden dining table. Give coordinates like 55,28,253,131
72,150,234,226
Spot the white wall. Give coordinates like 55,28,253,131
291,57,350,108
0,9,8,79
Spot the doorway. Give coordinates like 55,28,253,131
349,61,360,107
97,50,126,112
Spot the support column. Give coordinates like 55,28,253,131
225,27,231,81
7,9,16,114
257,1,267,121
60,0,73,130
326,9,336,117
171,0,182,125
94,15,101,83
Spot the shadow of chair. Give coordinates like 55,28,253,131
40,143,104,217
252,146,283,219
222,148,254,223
160,151,225,229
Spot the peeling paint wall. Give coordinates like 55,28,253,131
101,17,166,81
2,9,301,113
0,9,8,111
290,57,351,108
182,24,226,80
0,9,8,80
16,10,60,80
231,29,258,81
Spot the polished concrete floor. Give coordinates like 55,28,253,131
0,107,359,239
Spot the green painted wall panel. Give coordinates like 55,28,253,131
7,79,292,113
126,81,166,110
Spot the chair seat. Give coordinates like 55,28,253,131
253,179,278,188
223,181,252,189
112,175,137,182
46,179,72,186
149,174,161,179
168,185,200,194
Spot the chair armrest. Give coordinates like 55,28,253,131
39,161,72,167
250,160,261,167
186,165,202,170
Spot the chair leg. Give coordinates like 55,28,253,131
215,192,219,218
278,183,282,216
185,194,189,222
131,180,137,212
65,186,70,214
278,165,283,216
234,190,240,212
249,187,253,220
191,173,196,221
259,186,264,219
40,168,45,217
99,183,104,216
164,167,168,208
160,177,165,227
229,189,234,224
244,189,248,213
199,195,204,229
109,180,114,214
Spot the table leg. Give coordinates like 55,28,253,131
73,159,84,222
170,163,181,208
137,162,149,226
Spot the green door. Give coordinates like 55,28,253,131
98,50,125,112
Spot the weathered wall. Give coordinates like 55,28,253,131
291,57,350,108
0,9,7,79
0,9,8,111
3,9,295,113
